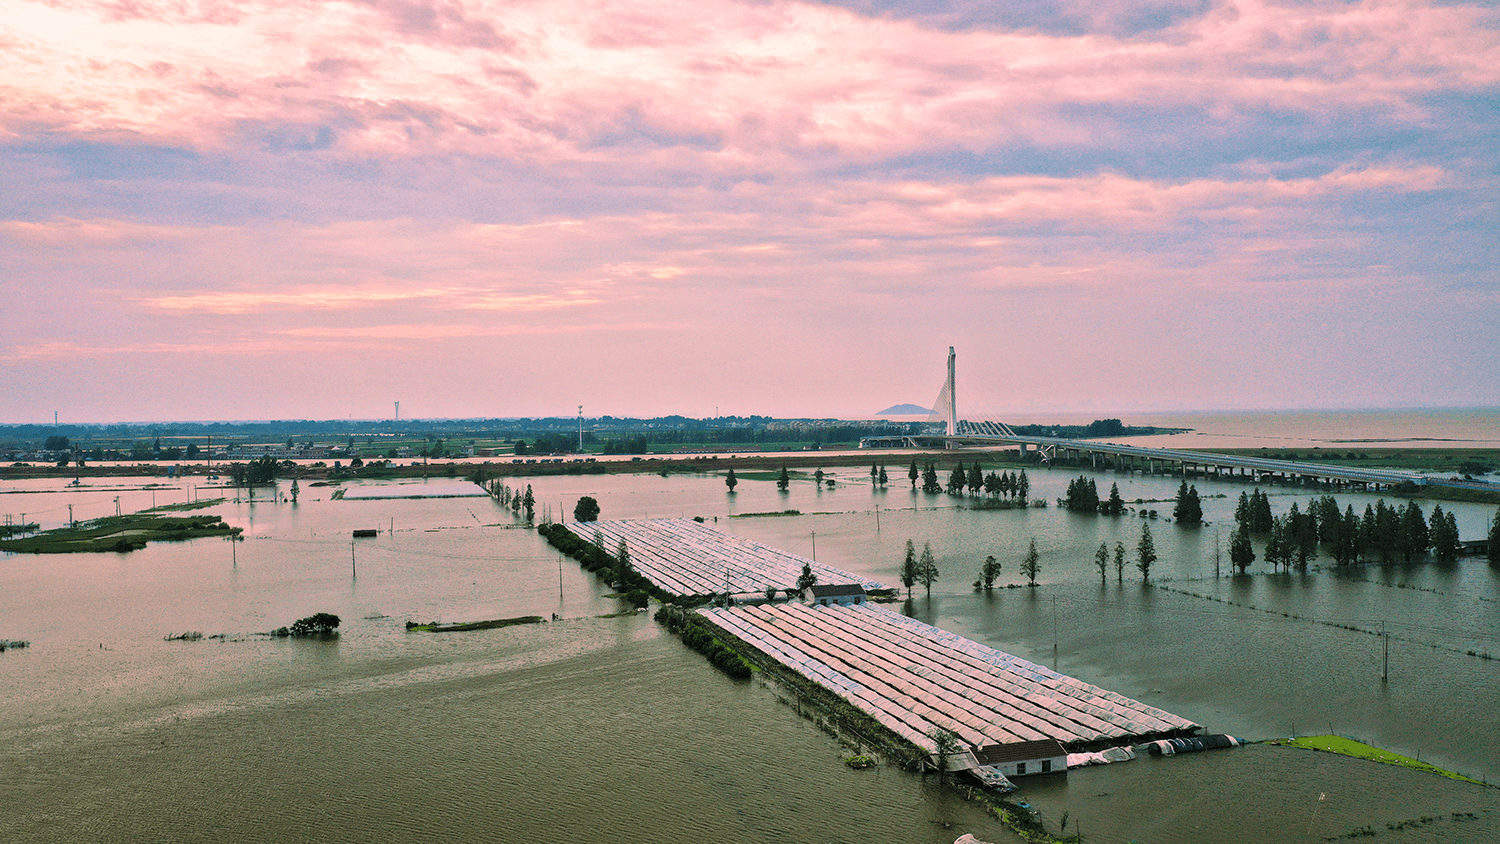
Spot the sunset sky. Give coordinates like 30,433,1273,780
3,0,1497,423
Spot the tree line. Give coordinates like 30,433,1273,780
1227,489,1472,573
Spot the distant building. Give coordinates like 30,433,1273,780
972,739,1067,778
806,583,867,606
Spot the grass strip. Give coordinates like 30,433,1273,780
1274,735,1487,786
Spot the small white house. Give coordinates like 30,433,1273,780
972,739,1068,778
806,583,868,606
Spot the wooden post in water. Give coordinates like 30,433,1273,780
351,540,357,579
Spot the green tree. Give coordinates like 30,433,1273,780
796,561,818,593
918,541,939,596
1487,507,1500,566
1105,482,1125,516
1399,501,1428,561
908,460,919,489
946,464,966,495
977,554,1002,591
967,463,983,496
1016,470,1030,505
1264,516,1290,573
1113,541,1126,583
878,465,888,486
287,612,340,637
870,464,879,486
777,466,790,491
928,727,962,782
1094,542,1109,584
1430,505,1460,562
523,484,535,522
922,463,941,494
1136,523,1156,580
573,495,601,522
1230,526,1255,574
900,539,918,599
725,467,738,492
1173,482,1203,526
1020,538,1040,585
615,538,632,585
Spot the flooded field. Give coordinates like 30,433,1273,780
3,463,1498,843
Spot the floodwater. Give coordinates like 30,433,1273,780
3,448,1500,842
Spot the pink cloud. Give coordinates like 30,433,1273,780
4,0,1495,164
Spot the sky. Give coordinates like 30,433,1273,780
2,0,1497,424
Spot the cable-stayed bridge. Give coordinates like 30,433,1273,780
861,347,1445,492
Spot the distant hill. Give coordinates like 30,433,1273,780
877,403,930,415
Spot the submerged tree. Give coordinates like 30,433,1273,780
1173,482,1203,526
1430,505,1461,562
901,539,918,599
725,467,738,492
1104,482,1126,516
1095,542,1109,584
1136,523,1156,581
1113,542,1126,583
922,463,942,494
1230,526,1255,574
1020,538,1041,585
975,554,1003,591
918,542,939,596
777,466,790,491
908,460,919,489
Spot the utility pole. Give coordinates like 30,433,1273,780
1381,621,1389,682
811,530,816,561
1053,596,1059,671
1214,530,1221,579
68,504,73,527
351,540,357,579
578,405,584,452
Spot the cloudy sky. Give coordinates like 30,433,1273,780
3,0,1496,423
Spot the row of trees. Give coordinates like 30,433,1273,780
906,461,1031,502
1228,491,1469,571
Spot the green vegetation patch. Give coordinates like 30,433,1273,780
144,498,228,513
1276,735,1486,785
0,514,241,554
404,615,544,632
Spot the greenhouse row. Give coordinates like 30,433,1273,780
565,518,886,597
699,602,1198,752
